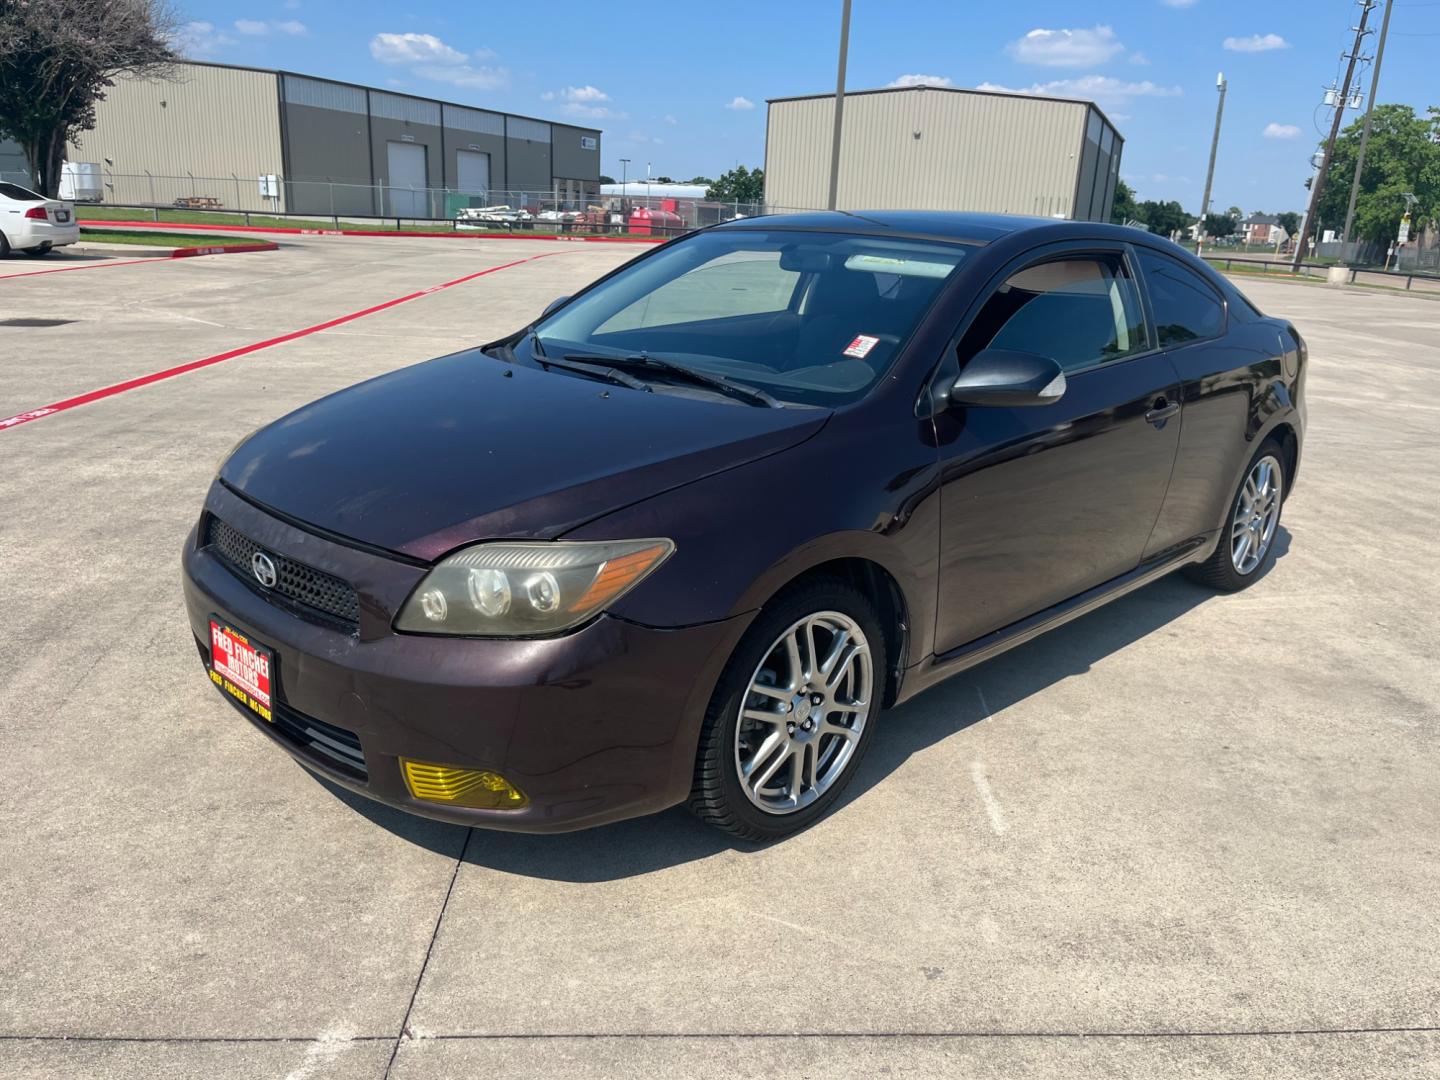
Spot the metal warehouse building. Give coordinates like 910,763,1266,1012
66,60,601,217
765,85,1123,221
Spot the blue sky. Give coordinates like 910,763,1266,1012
172,0,1438,215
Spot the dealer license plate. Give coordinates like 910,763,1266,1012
208,618,273,722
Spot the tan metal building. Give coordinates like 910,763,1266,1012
764,85,1123,221
66,60,601,216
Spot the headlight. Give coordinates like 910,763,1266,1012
395,539,674,637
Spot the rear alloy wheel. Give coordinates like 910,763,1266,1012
690,580,885,840
1188,439,1286,592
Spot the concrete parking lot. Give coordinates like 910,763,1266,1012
0,236,1436,1079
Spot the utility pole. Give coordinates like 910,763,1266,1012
1294,0,1375,269
1342,0,1393,261
1196,72,1228,255
826,0,852,211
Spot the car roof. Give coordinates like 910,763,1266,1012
716,210,1142,247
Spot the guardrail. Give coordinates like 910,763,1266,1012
1203,254,1439,293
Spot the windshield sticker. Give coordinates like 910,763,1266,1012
843,334,880,359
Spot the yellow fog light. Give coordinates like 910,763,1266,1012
401,759,529,810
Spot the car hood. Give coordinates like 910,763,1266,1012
220,348,829,561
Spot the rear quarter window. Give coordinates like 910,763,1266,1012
1138,250,1225,346
0,183,43,201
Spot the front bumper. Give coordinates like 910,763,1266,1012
182,484,750,832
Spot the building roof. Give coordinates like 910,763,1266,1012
1243,214,1281,226
765,84,1123,144
164,59,601,135
601,182,709,199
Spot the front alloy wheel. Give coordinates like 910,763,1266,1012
735,611,873,815
690,580,886,840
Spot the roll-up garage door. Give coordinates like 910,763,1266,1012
456,150,490,200
386,141,427,218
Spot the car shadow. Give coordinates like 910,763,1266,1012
309,531,1290,882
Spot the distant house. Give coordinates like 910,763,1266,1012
1241,214,1287,245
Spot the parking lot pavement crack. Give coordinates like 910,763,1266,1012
381,828,474,1080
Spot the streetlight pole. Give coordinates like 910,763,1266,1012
1196,72,1227,255
619,157,630,221
1294,0,1375,269
1342,0,1393,261
826,0,852,211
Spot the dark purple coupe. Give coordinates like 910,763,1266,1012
183,211,1305,839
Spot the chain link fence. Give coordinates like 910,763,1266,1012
41,170,781,237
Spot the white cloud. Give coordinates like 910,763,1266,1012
234,18,308,36
1009,26,1124,68
370,33,508,90
887,73,954,88
416,64,510,90
726,96,755,110
663,114,678,125
169,21,234,57
370,32,467,65
1263,122,1301,139
562,85,608,102
1129,51,1151,66
977,75,1182,107
560,103,624,119
1224,33,1289,52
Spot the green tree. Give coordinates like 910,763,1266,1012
0,0,176,196
1314,103,1440,245
1277,211,1301,237
705,165,764,204
1204,213,1237,238
653,175,675,184
1110,178,1140,224
1224,205,1244,221
599,174,616,185
686,175,714,186
1136,199,1192,238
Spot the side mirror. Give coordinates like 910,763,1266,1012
949,348,1066,408
541,295,571,318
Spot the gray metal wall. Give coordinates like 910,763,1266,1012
63,62,601,216
66,64,284,211
551,124,601,183
764,87,1123,221
0,138,33,184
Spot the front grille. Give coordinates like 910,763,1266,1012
270,699,368,781
204,515,360,631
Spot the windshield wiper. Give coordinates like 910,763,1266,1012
538,356,651,392
563,352,782,408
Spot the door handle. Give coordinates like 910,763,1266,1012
1145,397,1180,426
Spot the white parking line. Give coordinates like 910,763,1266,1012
970,760,1008,836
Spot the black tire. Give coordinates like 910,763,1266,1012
0,232,10,258
21,244,52,258
1187,437,1287,592
689,578,887,841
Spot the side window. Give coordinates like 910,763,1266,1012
1138,250,1225,346
598,250,800,332
959,254,1148,374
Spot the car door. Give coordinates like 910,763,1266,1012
1133,247,1271,557
931,242,1183,655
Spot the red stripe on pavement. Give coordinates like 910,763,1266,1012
0,242,279,279
0,257,163,280
0,251,564,433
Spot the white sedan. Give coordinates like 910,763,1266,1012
0,182,79,257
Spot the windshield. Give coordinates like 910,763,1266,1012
533,228,972,406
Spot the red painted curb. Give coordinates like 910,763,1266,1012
78,219,668,244
169,241,280,257
0,251,566,433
